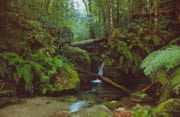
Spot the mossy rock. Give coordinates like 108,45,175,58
60,46,91,80
103,101,123,110
52,65,80,92
60,46,91,70
130,91,153,103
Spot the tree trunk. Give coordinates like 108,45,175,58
44,0,51,14
88,0,95,38
109,0,113,33
175,0,180,24
153,0,159,31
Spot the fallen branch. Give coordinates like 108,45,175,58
77,68,131,94
100,76,131,94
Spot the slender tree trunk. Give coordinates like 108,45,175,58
153,0,159,31
88,0,95,38
175,0,180,24
109,0,113,33
0,0,6,32
127,0,133,26
82,0,89,15
44,0,51,14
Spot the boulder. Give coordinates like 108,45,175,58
103,101,123,110
51,66,80,92
70,105,114,117
60,46,91,81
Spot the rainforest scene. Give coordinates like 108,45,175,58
0,0,180,117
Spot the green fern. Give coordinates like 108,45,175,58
171,67,180,95
16,63,32,92
0,51,79,94
141,46,180,76
0,52,23,65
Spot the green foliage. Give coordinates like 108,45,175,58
0,50,79,94
152,71,172,102
25,21,56,53
106,19,170,75
140,46,180,102
141,46,180,76
171,67,180,96
16,63,32,92
157,98,180,116
131,104,168,117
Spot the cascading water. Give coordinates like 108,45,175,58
91,62,105,84
69,62,105,113
98,62,105,76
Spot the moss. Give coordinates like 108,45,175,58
52,63,80,91
103,101,123,110
60,46,91,66
130,91,153,102
60,46,91,80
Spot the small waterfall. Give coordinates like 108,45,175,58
69,62,105,113
90,62,105,94
98,62,105,76
91,62,105,84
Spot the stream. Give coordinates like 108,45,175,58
69,62,104,112
0,62,132,117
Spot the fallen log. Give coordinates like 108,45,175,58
71,38,105,47
101,76,131,94
77,69,131,94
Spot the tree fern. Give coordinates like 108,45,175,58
140,46,180,76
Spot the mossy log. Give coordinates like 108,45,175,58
71,38,104,47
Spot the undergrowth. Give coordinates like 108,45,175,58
0,50,79,95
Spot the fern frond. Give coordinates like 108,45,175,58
0,52,23,65
141,46,180,76
28,60,48,82
0,60,8,78
171,67,180,95
16,63,32,92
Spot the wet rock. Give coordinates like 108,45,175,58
130,91,153,103
103,101,123,110
70,105,114,117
